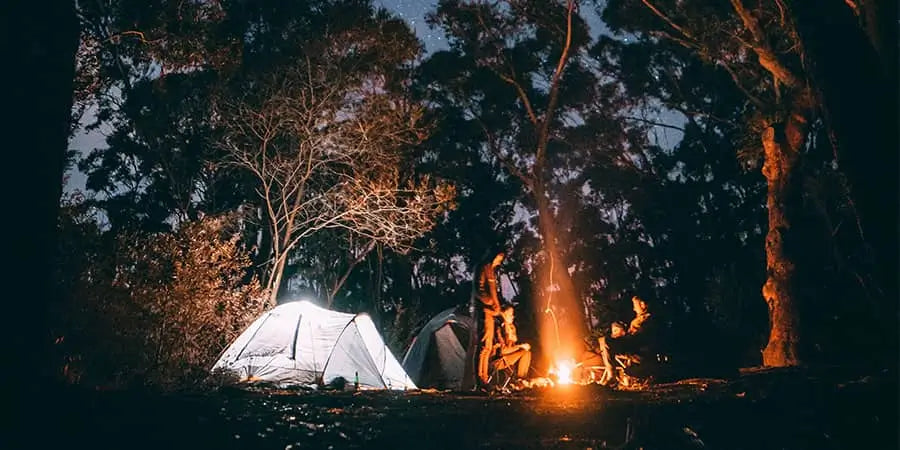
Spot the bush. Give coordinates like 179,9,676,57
54,208,268,390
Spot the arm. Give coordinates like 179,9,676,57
487,272,501,313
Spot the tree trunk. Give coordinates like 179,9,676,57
787,0,898,346
253,206,275,287
533,182,585,361
8,0,78,371
760,92,814,367
268,251,287,304
7,0,78,444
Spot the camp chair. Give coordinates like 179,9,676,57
575,361,607,384
613,354,637,387
487,354,516,390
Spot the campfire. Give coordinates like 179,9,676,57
549,359,577,385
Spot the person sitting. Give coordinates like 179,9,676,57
596,295,658,386
492,305,532,381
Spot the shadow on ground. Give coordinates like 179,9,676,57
14,367,897,449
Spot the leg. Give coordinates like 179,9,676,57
497,348,529,378
597,336,616,385
477,309,495,384
516,349,531,378
576,350,605,383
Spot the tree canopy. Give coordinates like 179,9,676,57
56,0,896,387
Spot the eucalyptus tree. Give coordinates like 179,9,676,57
600,0,892,365
213,24,455,304
72,1,458,307
423,0,602,359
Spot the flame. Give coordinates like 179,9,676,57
551,359,575,385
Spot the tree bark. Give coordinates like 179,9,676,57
6,0,78,443
760,91,814,367
533,182,585,360
269,252,287,304
787,0,898,342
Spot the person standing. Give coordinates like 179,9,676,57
473,249,505,386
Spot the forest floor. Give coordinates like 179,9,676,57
13,366,897,449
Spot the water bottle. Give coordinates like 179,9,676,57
354,371,359,391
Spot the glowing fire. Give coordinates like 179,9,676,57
551,359,576,385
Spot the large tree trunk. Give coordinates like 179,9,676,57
533,182,585,361
7,0,78,444
760,92,814,367
8,0,78,376
787,0,899,349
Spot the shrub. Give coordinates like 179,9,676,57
55,208,268,389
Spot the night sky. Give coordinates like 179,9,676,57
375,0,448,53
65,1,616,194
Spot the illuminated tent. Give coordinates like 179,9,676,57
401,307,476,390
212,300,416,390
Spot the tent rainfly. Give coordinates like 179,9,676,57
402,307,475,390
212,301,415,390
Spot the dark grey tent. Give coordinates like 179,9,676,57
401,307,476,390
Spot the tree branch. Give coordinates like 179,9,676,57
623,115,686,132
641,0,695,41
329,239,377,303
716,60,767,109
729,0,800,87
476,117,534,189
536,0,576,173
496,72,540,126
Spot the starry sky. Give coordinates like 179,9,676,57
375,0,449,54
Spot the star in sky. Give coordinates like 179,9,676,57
375,0,448,53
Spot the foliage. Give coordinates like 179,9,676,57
54,203,267,389
62,0,895,379
214,31,456,301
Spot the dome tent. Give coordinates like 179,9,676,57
401,306,476,390
212,301,415,390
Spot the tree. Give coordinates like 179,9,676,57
426,0,594,361
784,0,898,345
54,208,267,388
601,0,892,366
6,0,79,399
215,29,455,304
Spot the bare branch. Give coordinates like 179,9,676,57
213,49,454,300
641,0,695,41
623,116,686,132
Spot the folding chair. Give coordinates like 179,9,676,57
487,356,516,390
614,354,645,388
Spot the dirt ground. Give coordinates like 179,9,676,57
12,367,897,449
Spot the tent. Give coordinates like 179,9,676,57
212,300,416,390
401,306,476,390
